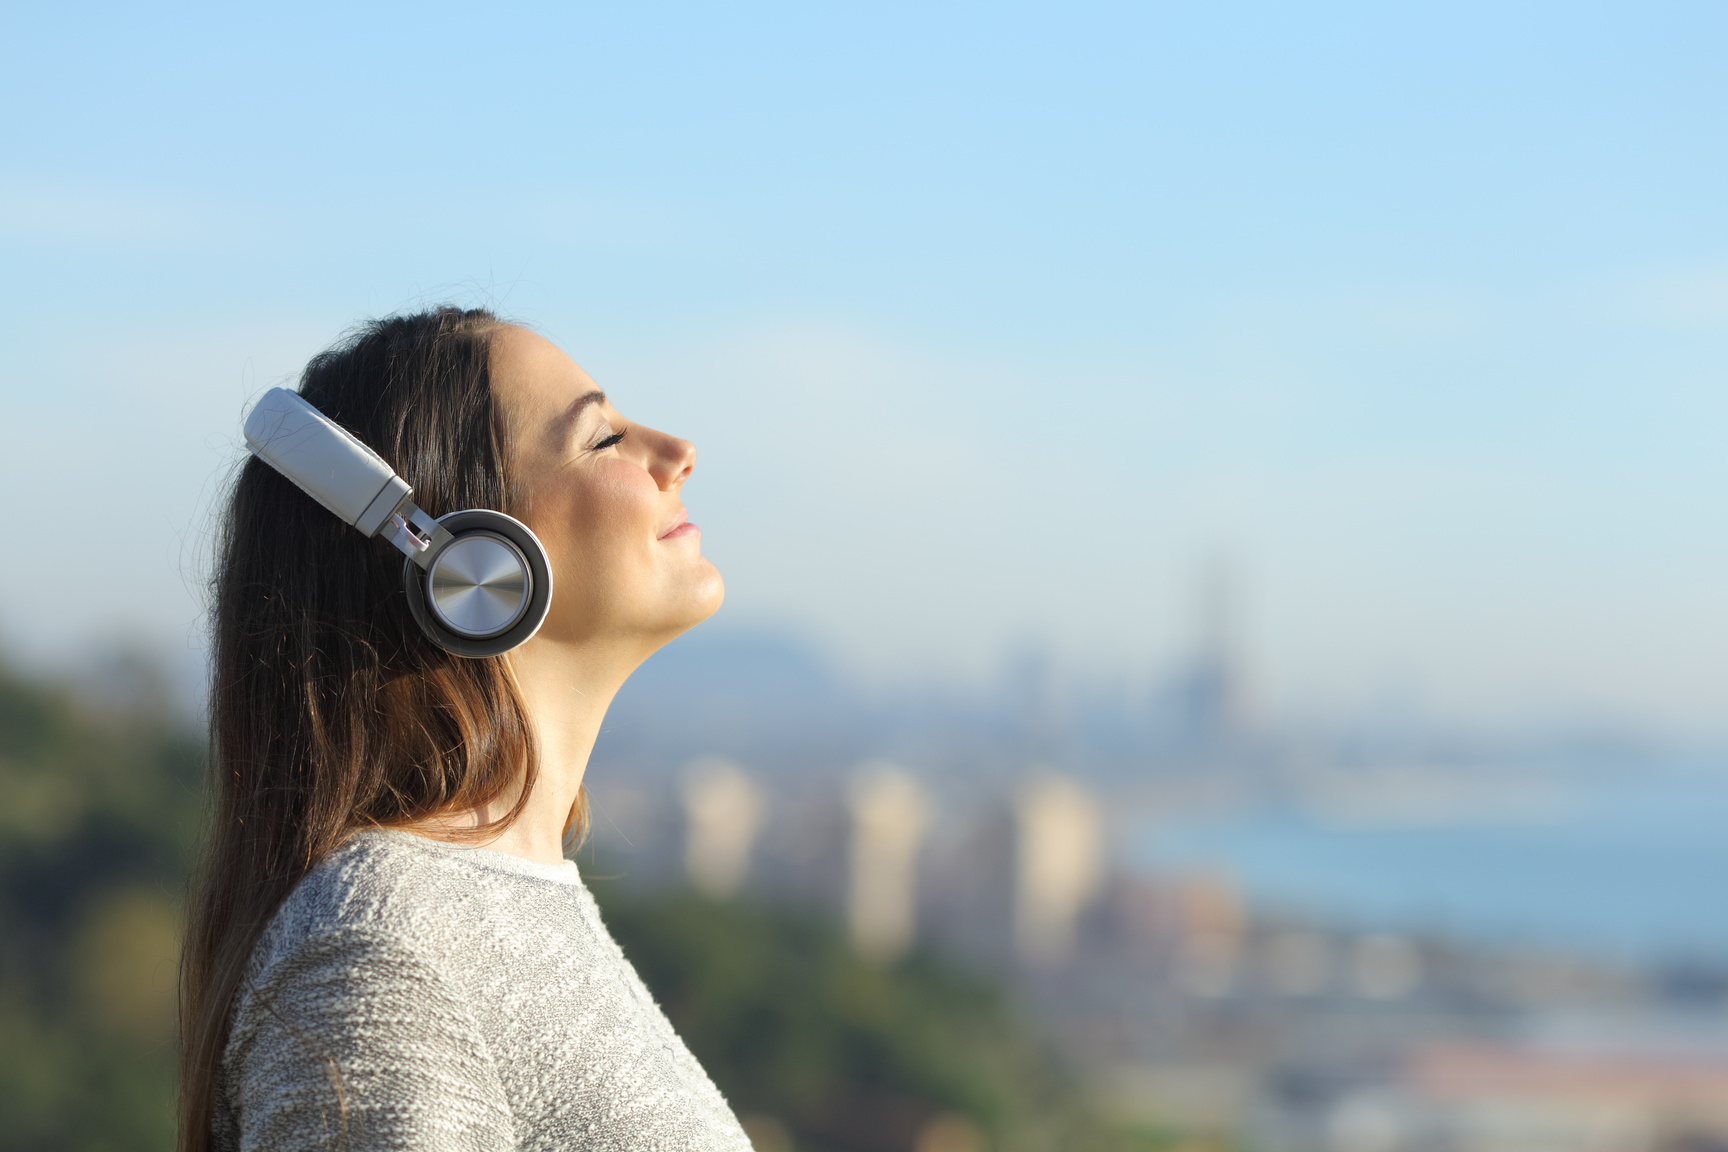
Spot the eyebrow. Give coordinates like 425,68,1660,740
549,390,608,444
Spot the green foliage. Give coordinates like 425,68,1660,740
0,658,202,1152
592,885,1167,1152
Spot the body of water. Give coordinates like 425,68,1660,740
1128,757,1728,961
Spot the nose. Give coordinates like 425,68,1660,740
646,427,697,491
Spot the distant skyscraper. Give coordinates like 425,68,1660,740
681,756,763,899
847,763,930,962
1013,774,1103,968
1169,559,1244,748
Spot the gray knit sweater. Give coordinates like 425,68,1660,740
213,830,754,1152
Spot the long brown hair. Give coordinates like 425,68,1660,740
178,307,580,1150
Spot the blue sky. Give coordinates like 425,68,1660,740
2,2,1726,729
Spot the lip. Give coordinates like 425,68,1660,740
658,509,700,540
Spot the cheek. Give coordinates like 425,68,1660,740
536,465,661,595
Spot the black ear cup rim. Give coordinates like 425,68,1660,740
403,510,554,658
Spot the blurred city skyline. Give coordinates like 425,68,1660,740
3,2,1727,733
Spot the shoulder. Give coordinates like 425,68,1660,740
269,830,477,939
233,833,493,1029
225,835,518,1108
222,836,524,1150
257,830,572,962
243,830,601,1007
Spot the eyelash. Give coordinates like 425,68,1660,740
592,429,627,451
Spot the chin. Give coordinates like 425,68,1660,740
630,566,724,652
674,565,726,632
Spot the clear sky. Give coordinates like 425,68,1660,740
2,1,1725,731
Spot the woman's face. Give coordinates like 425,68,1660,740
488,326,723,651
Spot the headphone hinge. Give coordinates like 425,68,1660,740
385,504,454,569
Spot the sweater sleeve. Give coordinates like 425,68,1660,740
224,925,516,1152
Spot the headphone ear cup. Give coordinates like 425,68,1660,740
402,510,554,658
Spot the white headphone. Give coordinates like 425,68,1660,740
243,387,553,658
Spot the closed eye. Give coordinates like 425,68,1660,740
591,428,627,451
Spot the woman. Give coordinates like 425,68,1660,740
179,308,748,1151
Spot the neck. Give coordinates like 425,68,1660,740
420,635,646,866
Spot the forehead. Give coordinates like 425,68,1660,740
489,326,601,427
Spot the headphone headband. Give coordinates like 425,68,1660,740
241,387,553,657
243,388,412,538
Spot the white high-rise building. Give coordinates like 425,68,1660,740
1013,774,1103,968
680,756,763,899
847,763,930,962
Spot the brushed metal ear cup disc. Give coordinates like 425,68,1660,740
403,510,554,658
428,533,530,637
